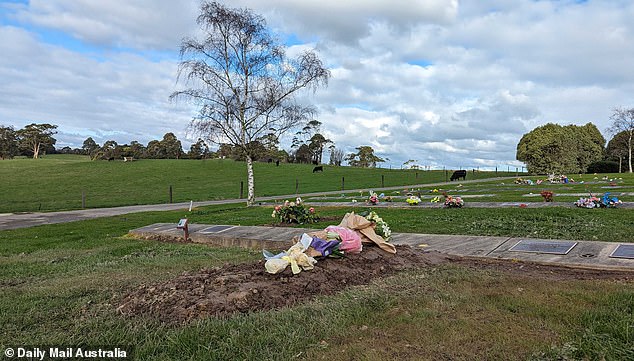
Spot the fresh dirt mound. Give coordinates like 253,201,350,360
116,245,634,324
116,245,450,323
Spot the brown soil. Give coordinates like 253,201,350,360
116,245,634,324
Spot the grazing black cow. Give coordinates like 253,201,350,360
275,160,280,166
312,165,323,173
108,157,115,161
312,160,318,165
450,170,467,181
267,158,273,163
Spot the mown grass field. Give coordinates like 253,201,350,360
0,155,516,213
1,204,633,360
306,173,634,203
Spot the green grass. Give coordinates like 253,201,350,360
1,204,634,360
0,155,516,213
306,172,634,203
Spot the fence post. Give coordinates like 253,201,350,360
240,181,244,199
341,176,345,191
381,174,384,188
169,185,173,204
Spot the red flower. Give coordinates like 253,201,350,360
309,207,315,213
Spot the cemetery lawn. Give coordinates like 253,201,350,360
2,204,634,360
307,172,634,203
0,155,516,213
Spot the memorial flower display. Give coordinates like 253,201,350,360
363,211,391,240
443,194,464,208
574,192,622,209
540,190,554,202
367,192,379,205
406,196,421,205
272,197,319,224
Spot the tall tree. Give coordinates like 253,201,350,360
345,146,385,168
517,123,604,174
0,125,18,160
16,123,57,159
609,107,634,173
95,140,120,160
128,140,147,159
160,132,184,159
146,140,164,159
607,131,630,172
189,138,210,159
328,145,344,166
171,1,329,206
82,137,100,158
308,133,331,164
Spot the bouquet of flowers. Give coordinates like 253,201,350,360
406,196,421,205
574,192,621,209
540,190,554,202
363,211,391,240
430,196,441,203
272,197,319,224
367,191,379,205
443,194,464,208
574,195,602,208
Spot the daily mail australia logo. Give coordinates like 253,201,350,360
12,347,128,359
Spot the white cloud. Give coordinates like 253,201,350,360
1,0,633,169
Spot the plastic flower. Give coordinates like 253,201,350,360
309,207,315,213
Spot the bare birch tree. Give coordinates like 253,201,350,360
609,107,634,173
171,2,330,205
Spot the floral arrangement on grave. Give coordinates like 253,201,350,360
362,211,392,240
443,192,464,208
383,195,393,202
540,190,554,202
272,197,319,224
574,192,622,209
367,191,379,205
430,196,441,203
406,195,421,205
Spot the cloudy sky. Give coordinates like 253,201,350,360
1,0,633,169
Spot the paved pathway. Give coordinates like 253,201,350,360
0,177,517,230
130,223,634,272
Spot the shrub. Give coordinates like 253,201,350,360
587,161,619,174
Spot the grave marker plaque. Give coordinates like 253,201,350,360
199,225,235,234
609,245,634,259
509,240,577,255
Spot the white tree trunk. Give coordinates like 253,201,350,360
246,155,255,206
33,143,40,159
627,142,632,173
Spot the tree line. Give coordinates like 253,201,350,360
0,120,386,167
516,107,634,174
